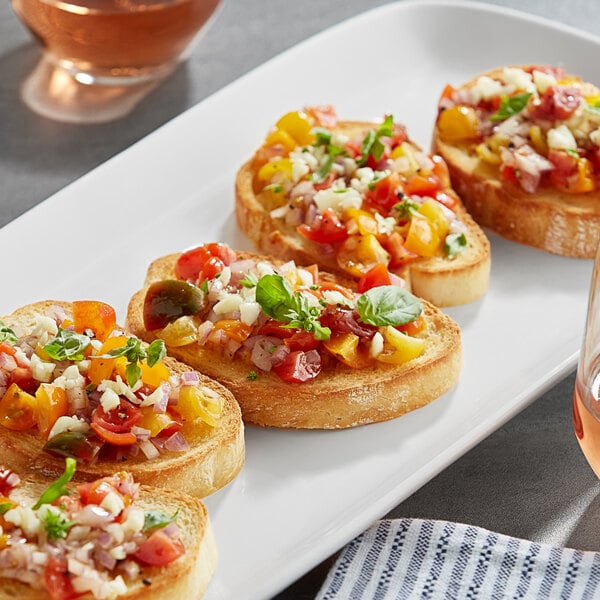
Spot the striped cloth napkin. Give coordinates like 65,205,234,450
316,519,600,599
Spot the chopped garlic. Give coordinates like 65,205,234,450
240,301,261,325
503,67,536,94
547,124,577,150
29,353,56,382
213,293,243,315
101,491,125,516
99,386,121,412
48,415,90,439
533,69,557,94
370,332,384,358
314,186,362,214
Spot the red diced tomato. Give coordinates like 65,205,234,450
297,208,349,243
175,243,237,283
364,174,403,214
135,530,185,566
357,263,392,292
44,557,82,600
272,349,321,382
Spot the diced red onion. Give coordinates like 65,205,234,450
131,426,151,442
139,439,160,460
164,431,190,452
250,336,282,372
0,353,17,371
271,344,290,366
197,320,214,346
93,548,117,571
74,505,114,528
181,371,199,386
152,384,170,414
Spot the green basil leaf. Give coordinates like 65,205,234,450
126,362,142,388
33,458,77,510
359,115,395,166
489,93,532,122
255,274,296,322
239,272,258,288
445,232,468,259
143,508,180,533
356,286,423,326
146,339,166,367
44,328,91,362
0,321,17,345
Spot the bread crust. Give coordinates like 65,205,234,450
0,479,217,600
0,301,244,498
235,119,491,307
126,253,462,429
432,66,600,258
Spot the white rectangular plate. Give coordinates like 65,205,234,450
1,1,598,598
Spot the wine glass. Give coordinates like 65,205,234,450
574,240,600,476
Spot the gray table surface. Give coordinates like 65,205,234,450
2,1,600,598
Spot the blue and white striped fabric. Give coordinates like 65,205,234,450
316,519,600,599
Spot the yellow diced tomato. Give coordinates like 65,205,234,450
404,215,441,257
375,326,426,364
257,157,293,183
177,386,223,428
139,361,171,390
275,111,315,146
0,383,37,431
344,208,379,236
88,335,129,386
322,332,373,369
35,384,67,438
212,319,254,343
264,129,297,153
158,316,199,347
566,158,596,193
529,125,548,156
437,106,479,142
418,199,450,239
475,143,501,165
138,408,176,437
390,142,420,174
336,234,390,277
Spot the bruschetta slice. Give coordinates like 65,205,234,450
235,106,490,307
0,460,217,599
432,65,600,257
126,242,462,429
0,300,244,498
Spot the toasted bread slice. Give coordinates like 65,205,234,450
0,470,217,599
126,247,462,429
0,301,244,497
235,112,490,307
432,65,600,257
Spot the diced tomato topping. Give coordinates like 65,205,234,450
44,557,83,600
529,85,582,121
396,314,427,336
364,173,403,214
72,301,116,342
52,494,83,514
548,149,578,187
357,263,392,292
313,172,337,191
135,529,185,566
434,190,459,210
256,322,296,339
499,164,520,185
524,65,568,80
305,104,338,128
403,173,441,196
284,331,320,352
77,478,119,506
297,208,349,243
0,343,16,357
91,399,143,434
8,366,37,395
175,243,237,283
272,349,322,382
90,423,137,446
383,232,419,268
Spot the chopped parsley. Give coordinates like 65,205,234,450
42,508,75,540
44,328,91,362
445,232,468,259
0,321,17,345
359,115,394,166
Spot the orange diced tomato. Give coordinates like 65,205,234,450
0,383,37,431
72,301,117,342
35,384,68,438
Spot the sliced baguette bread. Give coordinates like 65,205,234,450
432,65,600,257
0,301,244,498
126,244,462,429
0,466,217,599
235,109,490,307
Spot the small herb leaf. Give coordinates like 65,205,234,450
356,286,423,326
143,509,180,532
489,93,532,122
33,458,77,510
445,232,468,259
44,329,91,362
